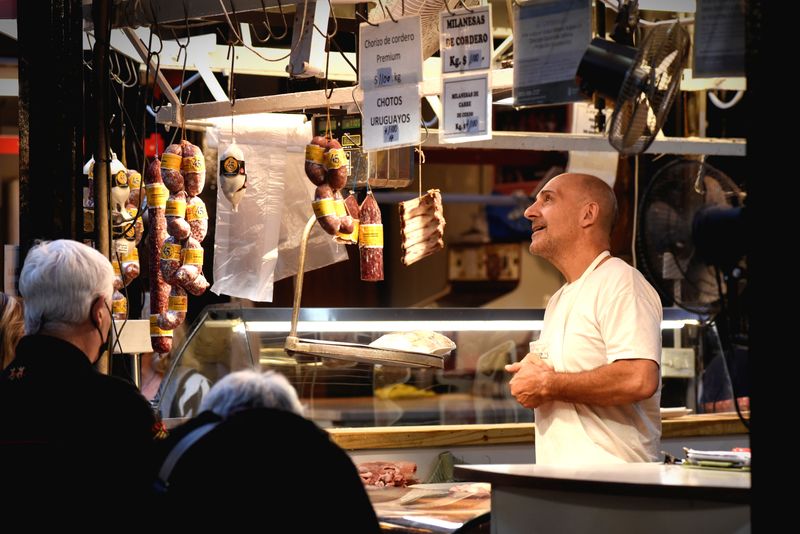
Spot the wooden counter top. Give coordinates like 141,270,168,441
329,413,748,450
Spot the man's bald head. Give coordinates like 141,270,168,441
545,173,617,237
572,173,618,236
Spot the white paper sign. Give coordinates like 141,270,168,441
440,5,493,74
361,84,421,151
441,73,491,143
513,0,591,106
359,16,423,89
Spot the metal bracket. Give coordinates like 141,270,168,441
287,0,330,78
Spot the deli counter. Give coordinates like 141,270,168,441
155,305,748,533
157,305,715,433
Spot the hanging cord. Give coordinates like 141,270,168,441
141,25,163,160
711,265,750,430
324,34,334,139
415,146,426,198
313,0,338,39
630,156,639,268
174,8,191,145
228,40,237,142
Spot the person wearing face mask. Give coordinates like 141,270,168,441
0,240,157,517
505,173,663,465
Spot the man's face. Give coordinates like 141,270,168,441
523,176,581,259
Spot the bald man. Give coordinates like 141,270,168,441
506,173,663,465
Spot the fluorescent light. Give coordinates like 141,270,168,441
244,319,695,333
401,516,462,530
662,319,700,329
246,320,544,332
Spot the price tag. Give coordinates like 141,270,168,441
359,16,423,89
361,84,421,151
513,0,591,106
441,73,491,143
440,5,492,74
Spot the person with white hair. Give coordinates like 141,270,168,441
0,240,157,511
154,369,380,531
200,369,305,417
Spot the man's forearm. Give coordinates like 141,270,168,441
546,359,659,406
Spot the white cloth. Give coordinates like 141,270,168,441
207,114,347,302
534,252,663,465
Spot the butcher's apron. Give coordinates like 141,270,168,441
533,251,624,465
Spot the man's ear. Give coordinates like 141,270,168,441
90,296,105,326
580,202,599,228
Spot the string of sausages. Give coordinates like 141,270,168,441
145,140,209,354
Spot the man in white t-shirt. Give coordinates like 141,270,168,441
505,173,663,465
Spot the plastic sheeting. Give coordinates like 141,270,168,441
206,114,347,302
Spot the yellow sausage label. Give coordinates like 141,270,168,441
334,198,347,217
150,314,173,337
161,242,182,261
182,155,205,173
112,298,127,314
111,260,121,275
145,183,169,209
305,144,325,164
165,198,187,218
182,248,204,266
186,202,208,221
312,198,336,218
114,240,130,257
337,219,359,243
359,223,383,248
161,152,182,170
168,295,188,312
127,171,142,189
114,170,128,188
324,148,346,170
122,246,139,263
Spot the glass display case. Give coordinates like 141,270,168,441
156,306,700,427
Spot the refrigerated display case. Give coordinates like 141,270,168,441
155,305,700,427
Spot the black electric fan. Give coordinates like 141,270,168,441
637,159,746,316
576,21,691,155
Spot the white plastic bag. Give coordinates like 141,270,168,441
207,114,347,301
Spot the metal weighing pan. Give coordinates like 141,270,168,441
283,215,445,369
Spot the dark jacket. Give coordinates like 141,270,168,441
159,407,381,532
0,334,157,515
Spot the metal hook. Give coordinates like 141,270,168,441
420,118,430,145
109,51,123,84
693,155,707,194
377,0,399,23
260,0,289,41
227,42,237,108
126,56,139,87
355,11,380,27
444,0,455,16
457,0,475,14
118,53,137,88
351,85,364,117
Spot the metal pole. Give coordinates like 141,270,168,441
93,0,111,259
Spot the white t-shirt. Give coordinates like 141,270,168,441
534,253,663,465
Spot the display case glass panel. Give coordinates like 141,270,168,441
156,306,700,427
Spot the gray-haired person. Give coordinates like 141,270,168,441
200,369,305,417
0,240,157,515
154,369,380,531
